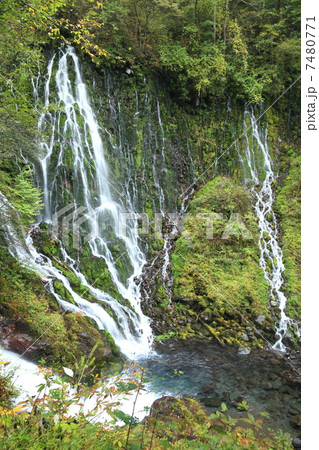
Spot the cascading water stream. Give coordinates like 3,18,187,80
23,46,153,358
238,108,300,351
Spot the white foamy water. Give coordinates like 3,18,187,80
0,349,161,424
237,108,300,351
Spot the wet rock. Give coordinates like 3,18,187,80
200,396,222,408
238,346,250,355
264,382,273,390
198,381,217,395
0,317,50,357
268,391,281,402
79,331,113,365
221,391,231,403
292,437,301,448
255,315,266,325
282,336,294,347
270,357,282,365
290,415,301,430
94,345,113,361
283,371,301,388
268,372,277,381
288,407,300,417
282,386,293,395
248,376,258,387
272,379,283,390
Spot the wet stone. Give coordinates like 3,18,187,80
258,393,267,400
221,392,231,403
200,396,222,408
238,347,250,355
290,415,301,430
292,438,301,448
198,382,217,395
288,408,300,417
248,376,258,387
255,315,266,325
268,391,281,401
268,372,277,381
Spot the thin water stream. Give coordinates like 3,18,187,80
237,109,300,351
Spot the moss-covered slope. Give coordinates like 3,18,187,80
274,154,301,319
168,176,273,347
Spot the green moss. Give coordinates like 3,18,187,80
171,176,270,346
274,155,301,318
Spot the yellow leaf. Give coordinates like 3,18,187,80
12,405,23,414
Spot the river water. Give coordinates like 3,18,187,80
141,339,300,436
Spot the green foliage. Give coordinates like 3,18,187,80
0,1,46,229
0,362,18,409
236,400,249,411
160,44,191,71
154,331,176,342
0,0,299,106
0,1,42,160
0,169,42,225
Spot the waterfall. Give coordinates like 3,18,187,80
238,108,300,351
23,46,153,358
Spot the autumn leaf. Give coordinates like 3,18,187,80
237,434,252,446
12,405,23,414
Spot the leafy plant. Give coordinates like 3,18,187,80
236,399,249,411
